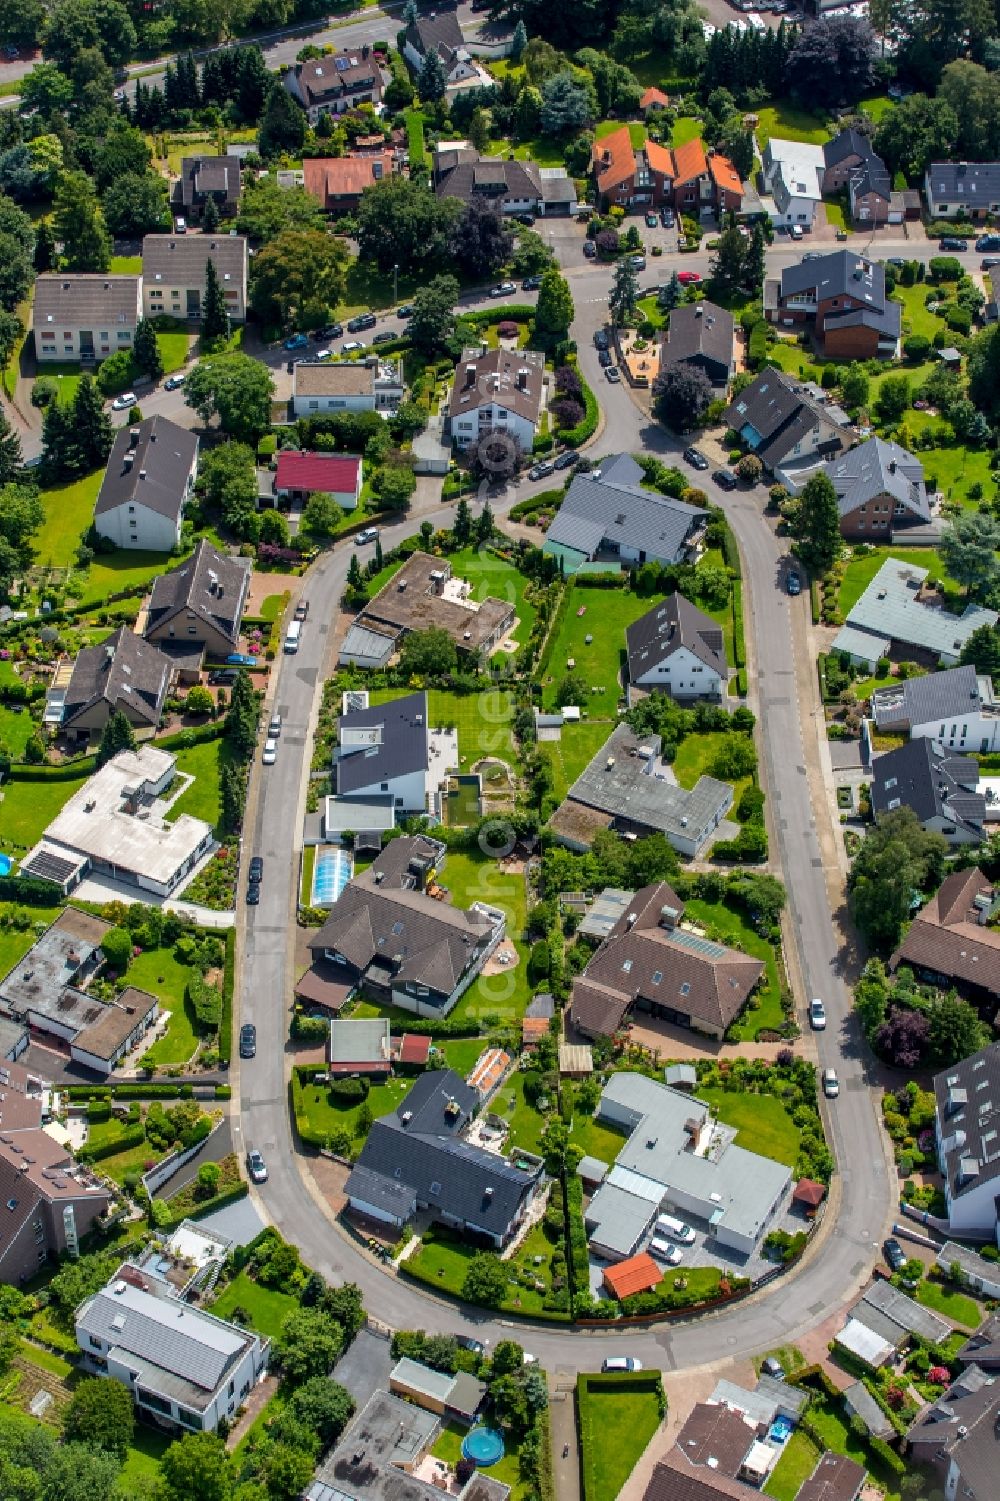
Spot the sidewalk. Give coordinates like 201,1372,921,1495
548,1369,581,1501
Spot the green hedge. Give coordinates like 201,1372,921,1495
157,723,225,752
721,520,741,579
810,579,820,625
731,579,745,670
67,1082,193,1101
0,876,63,905
510,487,564,521
77,1125,146,1164
564,1176,590,1305
558,376,599,449
7,759,98,781
219,929,235,1067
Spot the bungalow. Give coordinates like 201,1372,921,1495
543,453,706,573
640,86,671,115
832,557,997,670
431,145,576,216
924,161,1000,221
292,359,403,417
273,450,362,509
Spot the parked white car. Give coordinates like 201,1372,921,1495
809,998,827,1030
262,738,278,765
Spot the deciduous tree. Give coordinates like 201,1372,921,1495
64,1376,134,1459
185,354,274,444
791,470,842,575
53,171,110,273
249,229,348,329
653,363,712,431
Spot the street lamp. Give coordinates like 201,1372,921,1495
393,263,399,304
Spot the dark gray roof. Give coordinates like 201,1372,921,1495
855,1278,952,1345
662,301,734,380
145,540,250,648
293,52,383,107
823,436,929,525
179,155,242,209
780,250,900,339
823,128,876,169
626,591,727,681
927,161,1000,207
796,1452,866,1501
907,1364,1000,1499
142,234,247,286
355,833,445,892
870,736,985,836
960,1312,1000,1367
350,1070,541,1236
842,1380,894,1439
850,157,891,202
545,453,706,565
64,627,172,730
406,9,465,60
95,415,197,523
33,273,139,329
935,1043,1000,1207
725,370,849,468
343,1163,417,1219
336,691,428,795
433,152,545,204
873,664,985,730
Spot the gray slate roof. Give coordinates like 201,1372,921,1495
780,250,900,340
872,664,986,730
850,157,892,202
95,415,197,523
662,301,734,380
823,128,876,169
64,627,172,730
142,233,247,286
335,690,428,795
935,1042,1000,1208
33,273,139,329
870,736,985,836
145,540,250,648
433,151,546,204
178,155,242,209
406,9,465,60
854,1277,952,1345
822,436,929,525
725,370,850,469
907,1363,1000,1501
348,1070,540,1237
844,556,998,659
626,591,727,681
927,161,1000,207
545,453,706,565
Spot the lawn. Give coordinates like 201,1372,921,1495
891,282,951,342
684,897,785,1040
805,1396,900,1498
488,134,570,168
765,1430,821,1501
577,1376,664,1501
595,119,647,149
109,255,142,273
673,731,752,808
449,546,538,650
568,1112,628,1165
670,115,702,147
0,772,91,853
129,941,208,1065
370,686,518,767
755,103,830,147
137,989,199,1067
211,1270,300,1339
407,1220,561,1320
294,1075,411,1155
492,1068,546,1154
915,1277,981,1329
33,471,103,569
260,591,291,621
438,849,531,1025
77,548,180,606
538,720,617,803
432,1420,530,1501
404,108,426,168
896,424,995,509
0,910,63,980
119,1425,172,1488
300,844,316,906
440,1037,489,1076
860,94,895,124
165,735,231,833
0,704,38,760
540,584,653,709
695,1086,802,1168
837,547,954,616
823,199,847,230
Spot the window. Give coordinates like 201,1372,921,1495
679,982,691,996
652,971,662,985
884,777,897,789
887,797,901,810
128,505,135,512
88,1335,103,1351
621,959,632,973
380,782,389,791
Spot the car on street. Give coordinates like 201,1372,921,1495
628,254,646,270
313,323,343,340
660,206,675,227
529,461,555,480
553,450,577,470
295,598,309,619
598,348,613,367
802,252,822,261
347,312,377,332
284,333,308,350
809,997,827,1030
372,331,395,344
683,447,709,471
396,305,414,318
786,571,801,596
356,527,379,545
940,237,968,252
822,1067,840,1098
977,234,1000,252
522,275,543,291
883,1237,906,1273
645,212,658,228
246,1149,268,1184
248,857,263,882
602,1357,642,1373
886,257,907,267
246,885,260,905
262,737,277,765
760,1357,785,1381
713,468,737,490
677,270,701,284
164,373,186,390
341,340,365,353
605,365,621,382
983,257,1000,270
594,328,609,351
583,240,597,258
111,391,137,410
239,1023,257,1058
268,713,281,737
490,281,516,298
456,1335,487,1355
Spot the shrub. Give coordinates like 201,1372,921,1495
330,1076,369,1103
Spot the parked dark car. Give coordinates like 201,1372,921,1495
760,1357,785,1381
248,856,263,882
976,234,1000,251
240,1024,257,1058
713,468,737,490
598,349,613,367
372,331,394,344
515,212,535,227
583,240,597,258
883,1237,906,1273
347,312,377,332
208,669,238,685
683,447,709,471
246,885,260,905
940,237,968,252
553,451,578,470
522,275,543,291
594,329,609,351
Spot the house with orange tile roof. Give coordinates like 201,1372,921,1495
591,128,741,215
603,1251,663,1301
640,86,671,114
303,152,396,213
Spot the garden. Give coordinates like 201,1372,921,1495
576,1372,665,1501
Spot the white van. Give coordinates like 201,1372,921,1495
283,620,302,654
655,1213,696,1244
649,1237,683,1265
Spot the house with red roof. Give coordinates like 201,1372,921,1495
603,1251,662,1301
640,86,671,114
303,152,395,214
273,450,363,510
590,126,742,215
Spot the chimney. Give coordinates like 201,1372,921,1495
889,459,896,474
128,428,140,448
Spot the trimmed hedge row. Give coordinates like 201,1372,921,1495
564,1176,590,1305
509,487,564,522
219,929,235,1067
66,1082,196,1101
0,875,63,905
78,1125,146,1164
558,375,599,449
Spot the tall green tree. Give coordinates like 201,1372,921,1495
161,1432,233,1501
791,470,841,575
608,256,638,327
453,494,472,546
250,229,348,329
202,193,221,232
258,81,306,158
710,219,747,297
63,1376,134,1459
534,267,574,346
53,171,111,273
224,668,258,761
185,354,274,444
959,621,1000,678
417,47,447,102
848,806,947,950
939,511,1000,601
97,708,137,766
33,221,56,275
355,175,459,271
0,414,23,490
132,317,163,381
201,256,231,345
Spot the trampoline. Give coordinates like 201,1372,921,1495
462,1428,505,1468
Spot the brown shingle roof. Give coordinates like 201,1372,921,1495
673,1402,757,1478
74,987,158,1061
449,346,544,427
891,866,1000,992
642,1453,750,1501
796,1452,865,1501
293,52,383,107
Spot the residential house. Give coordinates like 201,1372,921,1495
625,591,728,698
959,1311,1000,1366
292,360,403,417
76,1271,268,1433
586,1073,790,1259
33,274,141,365
339,552,514,670
61,627,173,740
924,161,1000,220
0,908,161,1073
389,1357,485,1422
661,301,734,387
326,1016,392,1076
174,154,242,220
849,156,893,227
303,152,394,214
93,415,199,552
569,880,763,1041
821,436,931,541
141,234,248,323
906,1364,999,1500
890,867,1000,1004
334,690,430,814
344,1069,543,1244
872,666,1000,753
821,128,877,194
591,128,741,216
144,540,251,663
308,836,505,1018
447,346,545,452
870,737,986,845
550,723,733,858
766,250,900,358
761,138,826,229
933,1042,1000,1238
402,11,492,93
17,747,214,903
837,1280,950,1367
640,86,671,114
543,453,707,573
707,1373,809,1433
273,450,362,510
724,370,851,482
936,1243,1000,1301
284,48,385,123
832,557,997,670
796,1455,865,1501
431,145,576,216
0,1059,112,1283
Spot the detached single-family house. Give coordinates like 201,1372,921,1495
303,152,394,213
61,628,173,739
284,49,384,123
925,161,1000,221
873,665,1000,753
543,453,706,573
822,436,931,541
334,690,430,813
174,155,242,220
849,156,893,226
33,274,141,365
761,137,826,229
340,552,514,670
447,346,545,452
640,86,671,115
890,867,1000,1004
403,12,492,93
821,128,877,194
141,234,248,323
93,415,198,552
292,360,403,417
625,591,727,698
724,369,851,480
870,737,986,845
144,540,251,663
832,557,998,670
661,300,734,387
273,450,362,509
431,145,576,216
934,1042,1000,1238
766,250,900,358
907,1364,1000,1500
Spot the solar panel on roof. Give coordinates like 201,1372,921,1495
334,55,349,70
668,927,729,960
22,851,78,884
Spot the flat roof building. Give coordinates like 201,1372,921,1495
340,553,514,668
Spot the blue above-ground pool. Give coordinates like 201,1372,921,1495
462,1428,505,1468
768,1415,793,1445
0,855,11,877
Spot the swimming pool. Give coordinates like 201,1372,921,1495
768,1416,793,1445
462,1428,505,1468
311,845,354,907
0,855,11,877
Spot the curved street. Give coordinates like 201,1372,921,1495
232,266,896,1371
